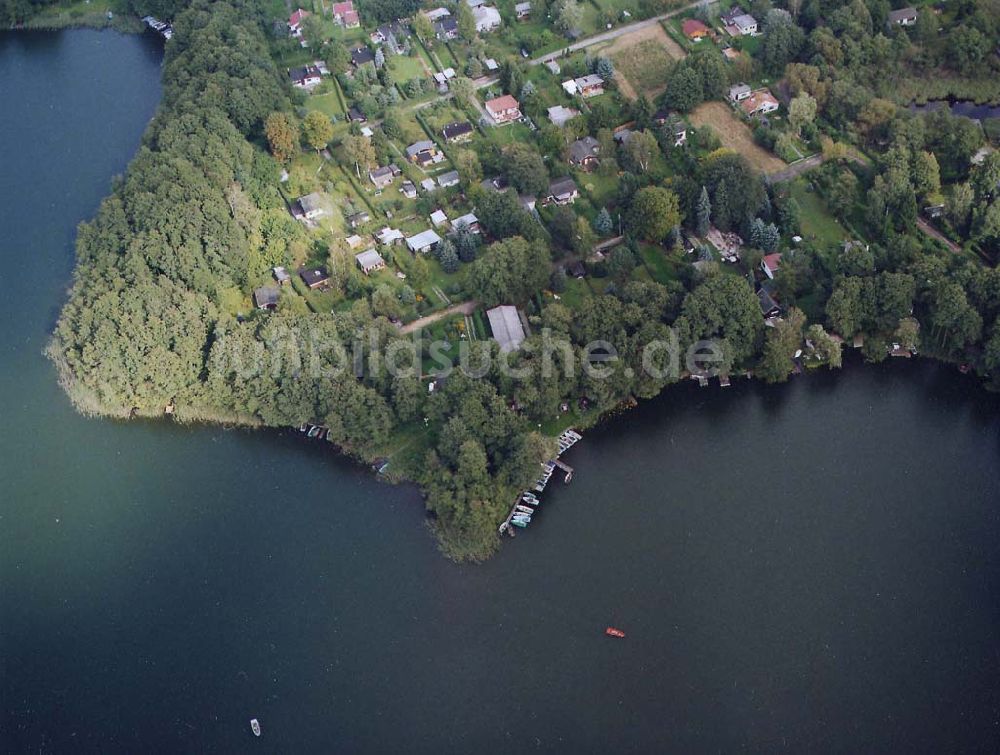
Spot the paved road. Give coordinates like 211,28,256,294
399,300,477,334
528,1,713,65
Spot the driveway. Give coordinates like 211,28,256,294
399,301,477,334
917,218,962,254
766,154,823,184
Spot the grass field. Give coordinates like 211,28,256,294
688,101,787,174
306,91,346,119
559,276,594,309
603,24,683,100
788,179,849,246
637,244,681,285
388,53,428,82
23,0,123,28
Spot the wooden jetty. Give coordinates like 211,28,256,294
498,430,580,534
553,459,574,483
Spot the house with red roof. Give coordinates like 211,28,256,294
681,18,709,41
485,95,522,124
288,8,310,36
740,89,780,117
332,1,360,27
761,253,782,279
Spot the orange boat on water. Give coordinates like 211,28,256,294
605,627,625,638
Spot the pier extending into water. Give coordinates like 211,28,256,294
499,429,580,535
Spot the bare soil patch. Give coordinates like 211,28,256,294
606,24,684,101
688,101,788,174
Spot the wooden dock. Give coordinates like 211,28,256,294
553,459,574,483
498,430,580,534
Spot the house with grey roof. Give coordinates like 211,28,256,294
254,286,280,310
545,177,579,205
356,248,386,275
369,166,395,189
729,83,752,102
437,170,460,188
295,192,326,220
486,305,526,353
887,7,917,26
406,229,442,254
568,135,600,170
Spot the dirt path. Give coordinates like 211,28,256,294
917,218,962,254
399,301,477,334
765,154,822,183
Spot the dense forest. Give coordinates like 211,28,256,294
47,0,557,560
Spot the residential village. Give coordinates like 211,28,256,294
258,0,1000,394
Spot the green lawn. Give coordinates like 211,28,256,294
421,314,468,371
485,122,535,146
575,170,620,210
306,91,346,120
23,0,115,26
559,276,594,309
637,244,680,285
388,53,427,82
789,179,849,246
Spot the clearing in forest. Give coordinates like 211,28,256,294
688,101,788,174
605,24,684,101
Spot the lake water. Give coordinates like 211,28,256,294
4,30,1000,753
909,100,1000,121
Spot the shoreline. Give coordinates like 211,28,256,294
11,8,144,33
36,10,1000,562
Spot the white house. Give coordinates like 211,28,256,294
473,5,502,33
377,227,405,246
729,83,752,102
288,65,323,89
887,7,918,26
424,7,451,22
732,14,758,36
295,193,325,220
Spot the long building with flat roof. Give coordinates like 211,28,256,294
486,305,526,353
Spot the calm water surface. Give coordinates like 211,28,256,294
3,30,1000,754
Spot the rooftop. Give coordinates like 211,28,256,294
487,305,526,353
356,248,385,269
406,140,436,157
486,94,520,112
406,229,442,250
547,105,579,127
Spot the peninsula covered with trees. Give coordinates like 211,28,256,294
38,0,1000,559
